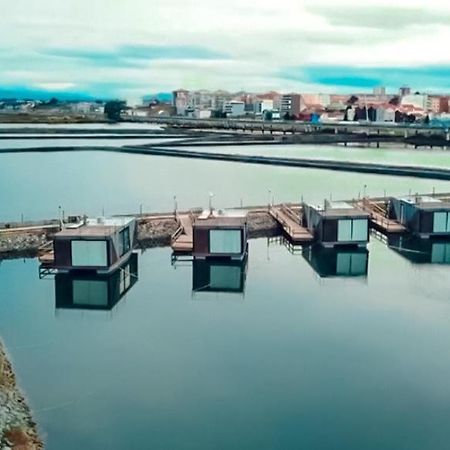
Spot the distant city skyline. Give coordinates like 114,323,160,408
2,0,449,102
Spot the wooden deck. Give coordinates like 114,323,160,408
171,214,194,253
356,200,406,234
269,205,313,243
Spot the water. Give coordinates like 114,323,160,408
2,239,450,450
2,138,450,449
1,144,450,222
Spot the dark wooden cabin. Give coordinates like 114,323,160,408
52,216,137,274
389,195,450,238
302,201,369,248
193,210,248,260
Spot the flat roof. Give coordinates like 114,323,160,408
56,216,134,238
195,209,247,227
307,202,369,219
398,196,450,210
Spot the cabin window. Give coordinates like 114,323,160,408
118,227,131,256
119,263,131,294
71,240,108,267
209,229,242,254
337,219,368,242
431,243,450,263
433,212,450,233
72,280,108,306
336,252,367,276
209,265,241,289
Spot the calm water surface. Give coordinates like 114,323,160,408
2,138,450,449
1,239,450,449
1,142,450,222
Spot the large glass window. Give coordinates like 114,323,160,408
118,227,131,256
209,229,242,254
337,220,352,241
433,212,450,233
337,219,368,242
71,240,108,267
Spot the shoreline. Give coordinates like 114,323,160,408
0,342,43,450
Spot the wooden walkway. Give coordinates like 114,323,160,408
269,205,313,243
171,214,194,253
356,200,406,234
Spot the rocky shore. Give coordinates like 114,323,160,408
0,343,42,450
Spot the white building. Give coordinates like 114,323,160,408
376,107,396,122
254,99,274,115
223,101,245,117
401,94,429,110
194,109,212,119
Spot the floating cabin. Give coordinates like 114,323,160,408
192,209,248,260
51,216,137,274
303,245,369,278
389,195,450,238
192,257,248,294
55,253,138,311
388,235,450,264
302,201,370,248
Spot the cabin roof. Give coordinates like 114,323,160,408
194,209,247,227
397,196,450,210
56,216,134,238
308,202,369,219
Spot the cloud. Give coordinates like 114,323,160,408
42,45,229,68
280,66,450,92
306,5,450,30
0,0,449,98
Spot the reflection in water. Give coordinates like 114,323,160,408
192,257,248,295
388,235,450,264
54,253,138,310
303,245,369,278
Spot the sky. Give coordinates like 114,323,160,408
1,0,450,102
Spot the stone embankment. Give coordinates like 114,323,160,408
0,344,42,450
137,210,279,247
0,232,48,259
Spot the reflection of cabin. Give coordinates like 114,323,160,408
193,210,248,260
389,196,450,238
303,245,369,278
193,257,248,294
388,235,450,264
55,253,138,310
51,217,136,274
302,201,369,247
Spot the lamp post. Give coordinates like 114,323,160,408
209,192,214,213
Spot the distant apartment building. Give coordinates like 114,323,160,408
401,93,428,110
172,89,190,115
399,86,411,97
373,86,386,96
254,99,274,115
302,94,331,108
429,96,450,114
281,94,303,117
223,101,245,117
212,91,234,112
